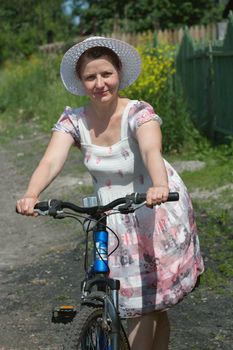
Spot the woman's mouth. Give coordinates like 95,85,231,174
95,90,109,96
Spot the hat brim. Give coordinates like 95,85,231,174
60,37,142,96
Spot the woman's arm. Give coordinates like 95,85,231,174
16,131,75,215
135,120,169,206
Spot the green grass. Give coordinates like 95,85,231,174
0,54,87,143
193,199,233,292
181,161,233,191
167,143,233,294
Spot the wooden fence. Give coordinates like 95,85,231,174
111,23,218,45
39,23,219,54
176,14,233,140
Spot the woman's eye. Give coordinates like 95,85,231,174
102,72,112,78
85,75,95,81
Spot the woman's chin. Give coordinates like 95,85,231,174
92,91,116,102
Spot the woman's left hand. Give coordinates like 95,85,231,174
146,186,169,206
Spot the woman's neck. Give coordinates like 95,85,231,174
84,96,130,146
89,96,121,121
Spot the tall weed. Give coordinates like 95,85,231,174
0,54,86,139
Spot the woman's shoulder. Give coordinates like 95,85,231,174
52,106,86,147
128,100,157,118
61,105,85,121
127,100,162,131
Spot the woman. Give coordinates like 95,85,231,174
16,36,204,349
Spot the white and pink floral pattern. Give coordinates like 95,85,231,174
53,100,204,318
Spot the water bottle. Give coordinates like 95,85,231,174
94,229,109,273
82,196,109,273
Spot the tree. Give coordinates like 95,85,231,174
0,0,74,61
156,0,224,30
72,0,157,34
72,0,224,35
0,0,225,62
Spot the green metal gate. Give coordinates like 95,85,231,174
176,14,233,141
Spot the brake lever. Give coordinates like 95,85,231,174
118,205,135,214
34,209,49,216
118,196,135,213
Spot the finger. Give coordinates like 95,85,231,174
161,195,168,202
17,199,26,213
152,194,163,204
28,204,36,215
22,204,29,214
146,203,154,209
16,202,21,214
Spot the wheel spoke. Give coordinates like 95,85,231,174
63,305,130,350
83,323,110,349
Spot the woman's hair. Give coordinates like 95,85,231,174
76,46,122,79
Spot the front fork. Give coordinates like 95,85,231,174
81,275,121,350
103,290,120,350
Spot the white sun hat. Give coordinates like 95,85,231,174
60,36,142,96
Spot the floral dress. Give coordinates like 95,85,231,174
53,100,204,318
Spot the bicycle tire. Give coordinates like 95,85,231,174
62,305,130,350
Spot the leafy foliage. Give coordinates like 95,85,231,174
0,1,224,61
155,0,224,30
74,0,224,34
0,0,74,62
123,45,192,153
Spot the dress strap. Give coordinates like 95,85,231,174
78,111,92,145
120,100,137,139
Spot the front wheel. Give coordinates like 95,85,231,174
63,305,130,350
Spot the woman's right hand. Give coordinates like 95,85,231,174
16,196,39,216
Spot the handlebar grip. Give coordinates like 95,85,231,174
34,199,64,216
135,192,179,204
167,192,179,201
134,193,146,203
34,201,49,211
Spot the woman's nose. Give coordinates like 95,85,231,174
96,75,104,88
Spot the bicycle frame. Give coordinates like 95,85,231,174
34,192,179,350
80,201,121,350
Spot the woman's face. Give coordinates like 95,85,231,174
79,56,121,103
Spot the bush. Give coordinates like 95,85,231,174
122,45,193,153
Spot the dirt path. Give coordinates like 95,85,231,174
0,137,232,349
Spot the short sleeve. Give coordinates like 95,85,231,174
52,106,81,147
128,100,162,136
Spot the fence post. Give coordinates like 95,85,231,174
212,12,233,140
176,28,213,135
223,12,233,50
176,27,194,88
207,41,216,140
176,28,196,119
152,31,158,48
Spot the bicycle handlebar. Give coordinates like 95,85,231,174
34,192,179,217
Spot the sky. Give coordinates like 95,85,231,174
62,0,88,24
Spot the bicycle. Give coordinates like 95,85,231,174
34,191,179,350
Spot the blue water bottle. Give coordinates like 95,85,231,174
82,196,109,273
94,229,109,273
